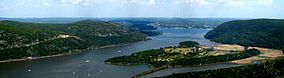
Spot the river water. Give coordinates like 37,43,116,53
0,28,238,78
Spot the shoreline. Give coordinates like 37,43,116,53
0,43,131,63
132,65,169,78
111,44,279,78
131,62,241,78
106,60,242,78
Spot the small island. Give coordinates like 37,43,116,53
105,41,261,77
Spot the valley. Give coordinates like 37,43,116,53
1,0,284,78
0,18,284,78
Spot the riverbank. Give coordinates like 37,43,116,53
0,43,131,63
132,65,169,78
132,62,241,78
131,60,252,78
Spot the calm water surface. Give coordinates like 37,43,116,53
0,28,235,78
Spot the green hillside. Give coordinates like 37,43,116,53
0,20,147,61
205,19,284,49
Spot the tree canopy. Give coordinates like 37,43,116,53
205,19,284,49
0,20,147,61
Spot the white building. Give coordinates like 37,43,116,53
58,35,70,38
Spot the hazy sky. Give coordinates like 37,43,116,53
0,0,283,18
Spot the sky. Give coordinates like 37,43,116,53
0,0,283,18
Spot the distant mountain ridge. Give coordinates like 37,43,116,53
0,18,236,28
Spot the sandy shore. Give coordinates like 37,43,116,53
202,44,284,64
209,44,284,65
231,46,283,64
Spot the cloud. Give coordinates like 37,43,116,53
72,0,82,4
218,0,246,7
43,2,50,6
257,0,273,6
13,0,41,7
60,0,98,6
191,0,210,5
61,0,84,5
109,0,157,5
131,0,137,3
147,0,155,5
0,0,277,9
174,0,210,6
110,0,131,4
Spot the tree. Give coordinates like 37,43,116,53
244,46,249,51
179,41,199,48
282,47,284,54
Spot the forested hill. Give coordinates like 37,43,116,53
0,20,147,61
204,19,284,49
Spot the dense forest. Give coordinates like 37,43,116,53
160,57,284,78
0,20,148,61
205,19,284,49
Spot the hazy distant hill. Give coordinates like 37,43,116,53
205,19,284,49
0,18,236,29
110,18,235,29
0,20,147,61
0,18,91,24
